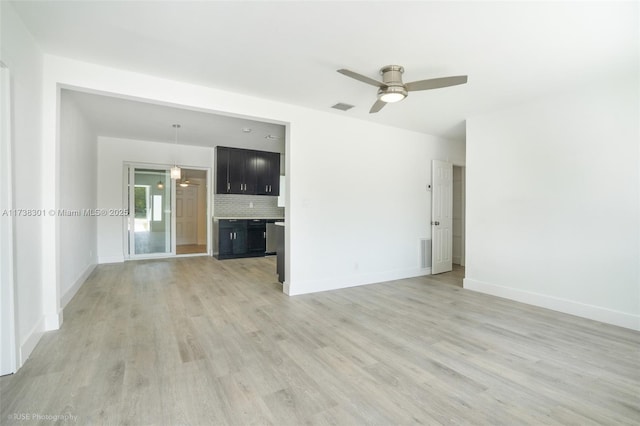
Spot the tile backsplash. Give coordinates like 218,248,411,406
214,194,284,218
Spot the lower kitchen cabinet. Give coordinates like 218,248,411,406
217,220,248,259
215,219,267,260
247,219,266,255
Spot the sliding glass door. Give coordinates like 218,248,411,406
127,167,173,257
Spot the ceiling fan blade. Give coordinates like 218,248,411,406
405,76,468,92
338,69,386,88
369,99,387,114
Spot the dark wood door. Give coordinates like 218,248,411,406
247,219,266,253
243,150,258,194
218,227,234,256
232,226,247,255
268,151,280,196
228,148,245,194
256,151,280,195
216,147,230,194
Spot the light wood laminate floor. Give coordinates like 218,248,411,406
1,257,639,425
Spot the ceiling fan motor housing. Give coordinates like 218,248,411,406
380,65,405,85
378,65,408,101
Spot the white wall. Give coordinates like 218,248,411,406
97,137,213,262
465,78,640,330
42,55,464,299
0,1,45,367
59,91,98,306
285,113,465,294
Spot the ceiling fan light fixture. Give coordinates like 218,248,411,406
379,92,406,103
338,65,467,113
378,86,408,103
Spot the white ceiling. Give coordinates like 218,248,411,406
14,1,638,142
62,89,286,153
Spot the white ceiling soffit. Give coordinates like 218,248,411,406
15,1,638,142
62,89,286,153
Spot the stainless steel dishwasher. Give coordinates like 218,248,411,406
265,222,278,255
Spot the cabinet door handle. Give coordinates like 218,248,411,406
263,232,266,238
230,233,233,240
227,182,230,191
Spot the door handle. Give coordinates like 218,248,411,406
431,221,440,226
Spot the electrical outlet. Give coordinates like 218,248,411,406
249,202,254,208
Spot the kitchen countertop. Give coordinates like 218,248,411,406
213,217,285,220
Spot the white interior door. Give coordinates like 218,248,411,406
176,186,197,245
432,160,453,274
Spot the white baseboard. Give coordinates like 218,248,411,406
19,316,45,367
43,312,62,330
464,278,640,331
288,267,431,296
98,255,124,264
61,263,96,308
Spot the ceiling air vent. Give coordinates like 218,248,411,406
331,103,355,111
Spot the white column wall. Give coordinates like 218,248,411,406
59,92,98,306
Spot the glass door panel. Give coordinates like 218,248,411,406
129,168,172,256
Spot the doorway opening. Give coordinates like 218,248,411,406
125,164,210,259
452,165,465,267
176,169,207,255
430,161,465,283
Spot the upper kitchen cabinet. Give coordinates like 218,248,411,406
216,146,280,196
256,151,280,196
216,146,231,194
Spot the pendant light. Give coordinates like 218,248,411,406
156,181,164,189
170,124,181,180
179,172,189,187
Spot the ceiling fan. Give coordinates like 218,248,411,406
337,65,467,113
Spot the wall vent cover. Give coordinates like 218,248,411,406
331,103,355,111
420,238,432,269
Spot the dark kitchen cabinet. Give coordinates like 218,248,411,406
246,219,266,254
216,147,231,194
216,146,280,196
217,219,247,259
229,149,257,194
256,151,280,196
216,219,267,259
